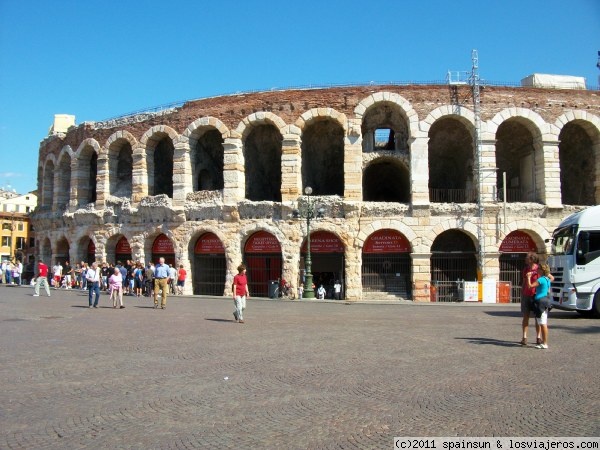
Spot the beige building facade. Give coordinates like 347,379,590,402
32,84,600,301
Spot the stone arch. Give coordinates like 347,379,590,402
106,132,137,199
74,139,101,207
490,110,548,204
425,220,479,251
183,119,227,193
42,156,56,208
297,108,346,196
238,114,284,202
356,220,419,252
499,221,552,254
421,105,476,134
140,125,179,198
143,228,178,265
554,112,600,205
54,235,71,265
363,157,409,202
427,114,476,203
235,112,287,140
40,236,52,264
354,92,419,140
55,146,73,210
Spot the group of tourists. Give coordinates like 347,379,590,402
0,259,24,285
32,258,188,309
30,258,251,323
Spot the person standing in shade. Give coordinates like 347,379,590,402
86,262,101,308
333,280,342,300
52,261,62,289
33,260,51,297
232,264,249,323
153,257,170,309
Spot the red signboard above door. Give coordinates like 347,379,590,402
363,229,411,254
244,231,281,254
499,230,538,253
301,231,344,253
195,232,225,254
152,234,175,254
115,236,131,254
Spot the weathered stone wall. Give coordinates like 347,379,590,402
32,85,600,301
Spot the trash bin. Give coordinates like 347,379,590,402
268,280,279,299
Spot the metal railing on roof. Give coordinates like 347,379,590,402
95,79,599,123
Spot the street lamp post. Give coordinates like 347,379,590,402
293,186,324,299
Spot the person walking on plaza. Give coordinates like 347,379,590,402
33,260,51,297
168,264,177,294
526,263,552,349
232,263,249,323
153,257,170,309
86,262,101,308
176,264,186,295
108,267,125,309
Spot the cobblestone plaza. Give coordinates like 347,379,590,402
1,286,598,448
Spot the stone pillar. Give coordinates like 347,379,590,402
281,128,302,203
411,252,431,302
344,119,362,201
173,138,191,208
540,137,562,208
345,243,361,300
96,151,108,210
409,133,430,206
131,144,148,203
175,241,193,295
479,138,498,203
223,134,244,204
68,157,78,212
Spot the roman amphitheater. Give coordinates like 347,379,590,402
32,80,600,301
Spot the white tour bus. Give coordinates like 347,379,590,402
548,205,600,317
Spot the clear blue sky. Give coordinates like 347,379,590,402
0,0,598,195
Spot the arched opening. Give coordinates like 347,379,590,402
42,161,55,208
151,234,175,266
559,121,596,205
86,239,96,264
56,153,71,210
430,230,477,302
192,129,224,191
499,230,540,303
41,238,52,265
244,231,282,297
77,146,97,207
192,232,226,295
363,158,409,202
244,124,282,201
152,138,174,197
428,118,475,203
362,229,412,299
495,119,540,203
109,140,133,198
361,101,409,152
301,231,345,299
55,237,70,266
301,118,344,196
115,236,132,264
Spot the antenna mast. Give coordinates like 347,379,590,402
470,49,485,281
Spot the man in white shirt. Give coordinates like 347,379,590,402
52,262,63,290
86,262,101,308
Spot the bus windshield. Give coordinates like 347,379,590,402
551,225,577,255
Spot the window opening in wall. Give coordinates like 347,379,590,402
2,223,10,231
2,236,12,247
193,129,224,192
154,139,174,198
374,128,395,150
88,152,97,203
16,237,25,249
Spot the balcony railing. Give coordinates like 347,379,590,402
429,188,477,203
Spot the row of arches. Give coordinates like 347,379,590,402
38,226,545,301
39,95,600,211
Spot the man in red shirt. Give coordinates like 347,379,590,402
232,263,249,323
33,260,51,297
176,264,186,295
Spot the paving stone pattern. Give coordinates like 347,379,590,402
0,285,598,449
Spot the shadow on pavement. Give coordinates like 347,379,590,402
205,318,237,323
455,337,522,347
